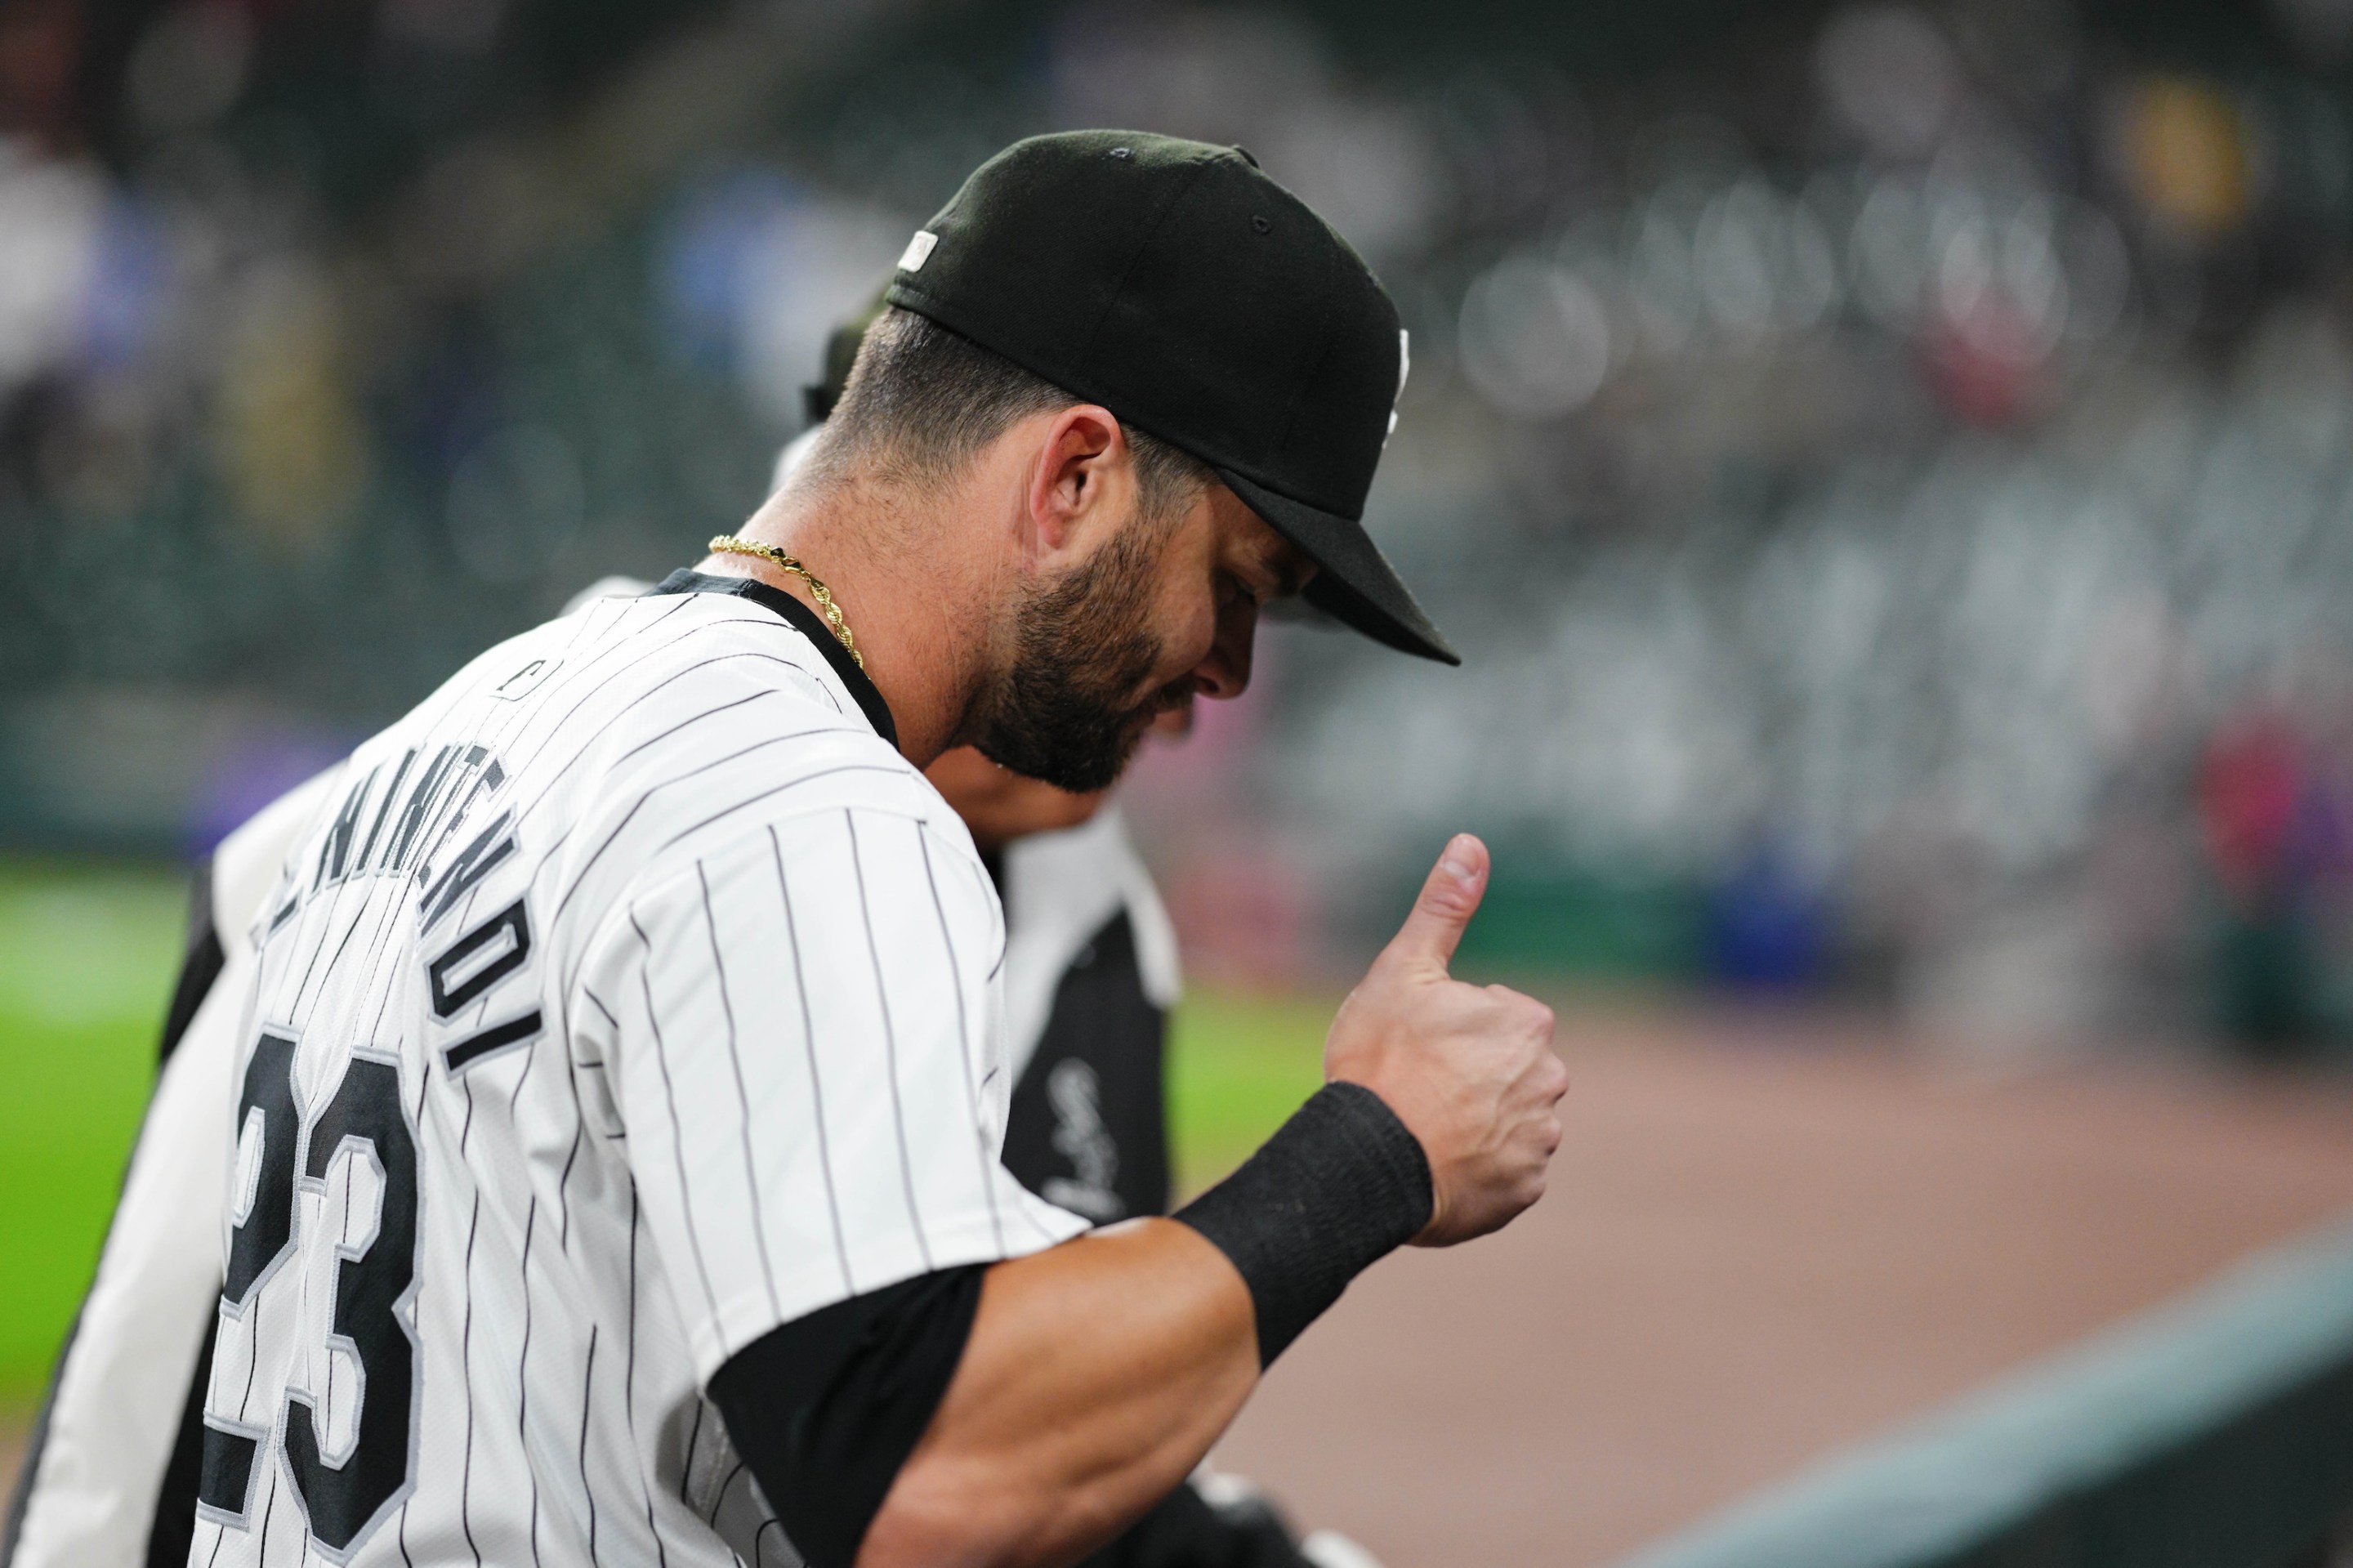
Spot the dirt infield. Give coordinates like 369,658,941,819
1214,1007,2353,1566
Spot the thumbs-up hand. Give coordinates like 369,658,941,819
1325,835,1568,1247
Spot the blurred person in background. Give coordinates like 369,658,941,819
5,302,1383,1568
926,731,1382,1568
2198,701,2338,1057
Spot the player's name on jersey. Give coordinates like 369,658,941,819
288,744,510,929
271,744,542,1081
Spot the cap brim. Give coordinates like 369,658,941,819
1214,467,1459,665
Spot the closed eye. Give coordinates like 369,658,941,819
1258,545,1316,603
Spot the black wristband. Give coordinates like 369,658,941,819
1172,1081,1433,1366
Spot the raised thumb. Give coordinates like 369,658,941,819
1381,833,1489,974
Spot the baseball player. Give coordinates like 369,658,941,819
9,427,1363,1568
7,131,1565,1568
0,737,1351,1568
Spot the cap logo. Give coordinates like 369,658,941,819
898,230,940,273
1386,328,1411,444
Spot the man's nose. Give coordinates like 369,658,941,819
1190,597,1257,702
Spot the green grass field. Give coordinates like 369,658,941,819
0,860,189,1407
0,857,1328,1406
1165,986,1330,1195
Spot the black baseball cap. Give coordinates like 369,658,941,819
884,129,1457,665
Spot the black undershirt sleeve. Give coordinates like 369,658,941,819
708,1264,987,1568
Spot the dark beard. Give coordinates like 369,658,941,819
974,521,1172,793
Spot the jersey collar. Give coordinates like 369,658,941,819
649,570,900,752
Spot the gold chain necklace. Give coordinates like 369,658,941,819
707,535,864,670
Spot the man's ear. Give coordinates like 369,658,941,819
1025,404,1124,558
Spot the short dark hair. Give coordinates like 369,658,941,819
808,307,1215,524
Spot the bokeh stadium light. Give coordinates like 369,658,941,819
4,0,2353,1050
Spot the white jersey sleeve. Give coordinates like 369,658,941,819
573,806,1086,1381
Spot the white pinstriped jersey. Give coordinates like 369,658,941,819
192,579,1087,1568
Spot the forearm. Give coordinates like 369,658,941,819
772,838,1564,1568
857,1219,1257,1568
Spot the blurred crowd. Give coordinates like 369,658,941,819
6,0,2353,1052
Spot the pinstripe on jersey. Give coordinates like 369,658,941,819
192,578,1086,1568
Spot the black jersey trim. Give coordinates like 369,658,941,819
159,858,226,1065
649,571,899,752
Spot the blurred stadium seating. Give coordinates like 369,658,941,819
9,0,2353,1055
